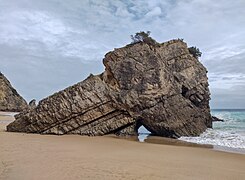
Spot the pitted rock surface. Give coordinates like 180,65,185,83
7,40,212,138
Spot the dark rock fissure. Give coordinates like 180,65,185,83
181,85,189,97
111,121,137,136
64,110,123,135
39,101,113,134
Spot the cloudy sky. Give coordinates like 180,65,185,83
0,0,245,109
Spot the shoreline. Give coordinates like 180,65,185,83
1,112,245,155
116,134,245,155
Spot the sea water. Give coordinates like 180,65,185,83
179,109,245,150
138,109,245,150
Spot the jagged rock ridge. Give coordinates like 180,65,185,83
7,40,212,138
0,72,28,112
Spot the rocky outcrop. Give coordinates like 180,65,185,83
7,40,212,138
212,116,224,122
0,72,28,112
7,75,135,135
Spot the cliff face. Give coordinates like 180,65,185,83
7,40,212,138
0,73,28,112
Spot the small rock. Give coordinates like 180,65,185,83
212,116,224,122
29,99,36,109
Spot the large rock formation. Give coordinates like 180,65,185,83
0,72,28,112
7,40,212,138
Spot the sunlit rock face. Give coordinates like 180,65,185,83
7,40,212,138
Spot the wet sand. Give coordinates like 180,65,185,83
0,113,245,180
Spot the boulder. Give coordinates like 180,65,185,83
0,72,28,112
7,39,212,138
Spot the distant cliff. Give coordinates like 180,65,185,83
7,39,212,138
0,72,28,112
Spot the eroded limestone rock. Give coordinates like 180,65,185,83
7,40,212,138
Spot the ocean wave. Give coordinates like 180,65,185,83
179,128,245,149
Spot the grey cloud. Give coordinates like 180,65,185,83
222,77,234,80
211,85,245,109
204,51,245,75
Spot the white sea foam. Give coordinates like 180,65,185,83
179,128,245,149
139,110,245,149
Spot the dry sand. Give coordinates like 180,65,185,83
0,113,245,180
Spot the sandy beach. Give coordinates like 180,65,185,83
0,113,245,180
